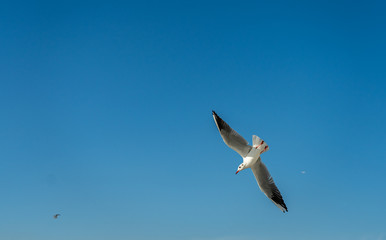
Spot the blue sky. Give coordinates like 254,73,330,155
1,0,386,239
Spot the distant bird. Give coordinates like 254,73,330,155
301,170,306,174
212,111,288,212
53,214,61,219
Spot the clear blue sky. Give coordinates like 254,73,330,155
1,1,386,239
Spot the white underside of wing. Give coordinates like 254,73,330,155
212,111,251,157
251,158,288,212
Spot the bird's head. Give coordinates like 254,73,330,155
235,163,246,174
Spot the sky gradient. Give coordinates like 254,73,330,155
1,1,386,239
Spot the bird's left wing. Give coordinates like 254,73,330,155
212,111,252,158
251,158,288,212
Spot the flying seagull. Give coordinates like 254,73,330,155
53,214,61,219
212,111,288,212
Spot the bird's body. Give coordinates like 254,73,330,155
212,111,288,212
243,154,259,168
242,144,268,168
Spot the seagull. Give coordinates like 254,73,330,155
212,111,288,212
53,214,61,219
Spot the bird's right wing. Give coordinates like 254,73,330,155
212,111,252,158
251,158,288,212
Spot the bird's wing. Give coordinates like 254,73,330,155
251,158,288,212
212,111,252,158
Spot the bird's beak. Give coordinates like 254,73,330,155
235,170,239,175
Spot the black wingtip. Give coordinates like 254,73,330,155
271,194,288,213
212,111,227,131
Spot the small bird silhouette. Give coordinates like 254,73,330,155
212,111,288,212
53,214,61,219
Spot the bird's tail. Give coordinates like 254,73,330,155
252,135,269,153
